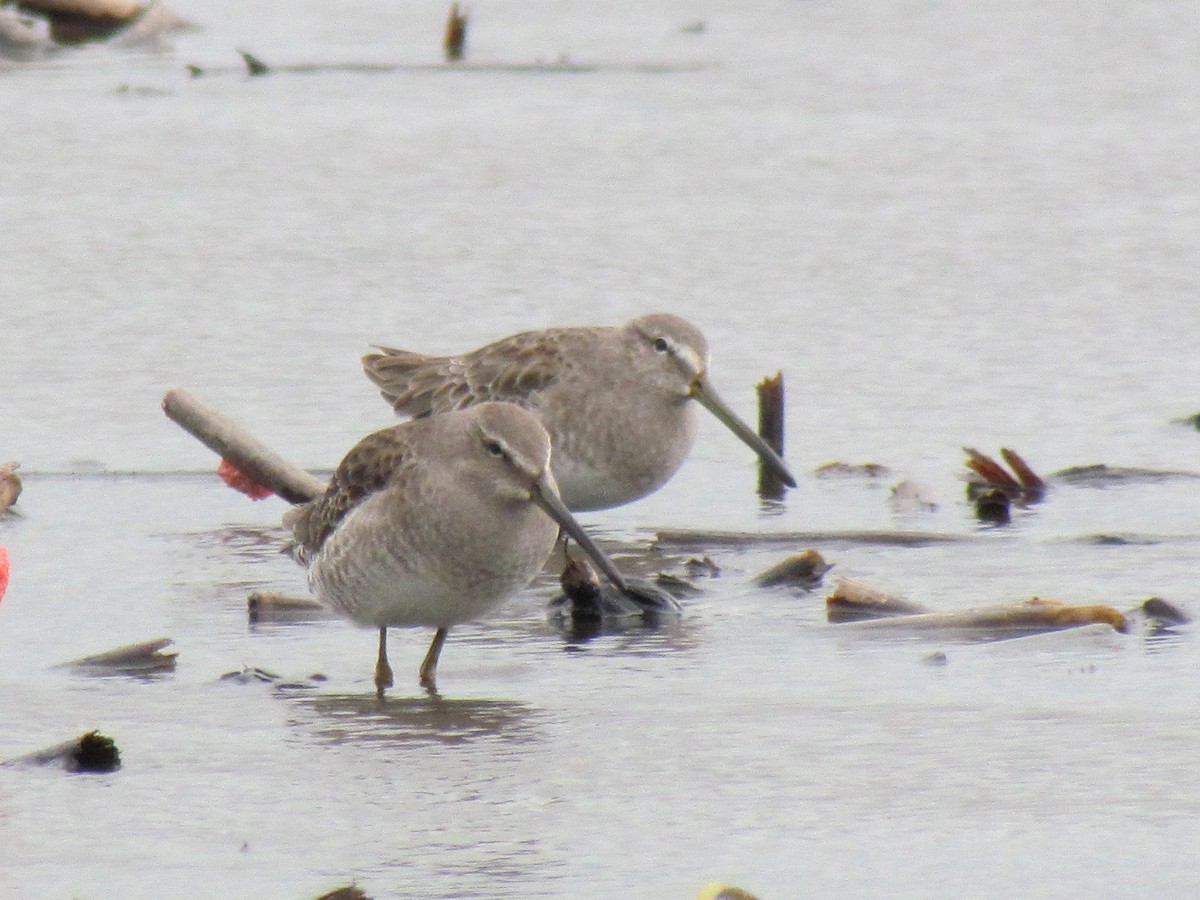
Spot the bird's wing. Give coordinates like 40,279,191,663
284,425,411,564
362,327,589,417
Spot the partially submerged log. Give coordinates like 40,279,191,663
248,590,328,623
825,577,928,622
5,730,121,772
57,637,177,674
162,388,326,504
753,549,832,589
315,885,373,900
16,0,145,44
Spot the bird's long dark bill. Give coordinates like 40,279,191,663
691,376,798,488
531,478,631,594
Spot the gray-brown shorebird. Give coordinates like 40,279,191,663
362,313,796,512
285,402,628,695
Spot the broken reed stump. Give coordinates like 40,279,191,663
162,388,326,504
5,730,121,773
756,372,786,500
238,48,270,76
443,2,467,61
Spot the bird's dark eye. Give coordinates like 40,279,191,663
484,440,505,458
652,337,670,353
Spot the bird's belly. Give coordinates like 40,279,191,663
550,404,700,512
307,507,556,629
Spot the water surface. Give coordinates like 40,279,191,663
2,1,1199,896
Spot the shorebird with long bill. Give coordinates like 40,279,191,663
362,313,796,512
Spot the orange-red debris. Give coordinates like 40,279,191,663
217,459,273,500
0,546,9,604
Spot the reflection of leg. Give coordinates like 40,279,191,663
419,627,450,691
374,626,393,698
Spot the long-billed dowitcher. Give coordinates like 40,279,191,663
284,402,628,696
363,313,796,511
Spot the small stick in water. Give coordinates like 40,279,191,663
756,372,786,500
443,3,467,61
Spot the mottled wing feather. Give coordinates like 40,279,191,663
363,327,592,417
286,427,411,563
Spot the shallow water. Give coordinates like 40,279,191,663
3,0,1200,897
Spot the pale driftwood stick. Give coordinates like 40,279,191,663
756,372,786,500
162,388,327,505
836,598,1128,639
4,730,121,772
56,637,177,673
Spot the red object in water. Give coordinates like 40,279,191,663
217,459,274,500
0,546,9,605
